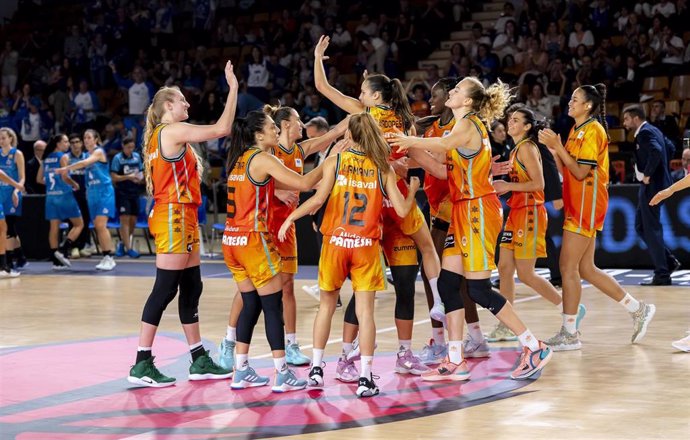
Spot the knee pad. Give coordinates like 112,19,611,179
178,266,203,324
391,265,417,320
141,269,183,326
5,216,17,239
344,295,359,325
466,279,506,315
236,291,261,345
259,291,285,351
437,269,465,312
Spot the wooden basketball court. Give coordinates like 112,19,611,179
1,261,689,439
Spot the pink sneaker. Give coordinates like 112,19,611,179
335,357,359,383
395,349,431,375
421,358,470,382
510,341,553,380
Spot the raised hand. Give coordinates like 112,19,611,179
538,128,561,152
224,60,238,88
408,176,420,193
314,35,330,60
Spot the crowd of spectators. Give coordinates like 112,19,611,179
0,0,689,181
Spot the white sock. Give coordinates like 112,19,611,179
226,326,236,342
619,293,640,313
189,341,203,350
517,330,540,351
398,339,412,352
468,323,484,342
429,277,442,304
235,354,248,371
342,342,353,357
432,328,446,345
312,348,324,367
137,346,152,352
361,355,373,378
448,341,463,364
562,313,577,334
285,333,297,346
273,356,288,373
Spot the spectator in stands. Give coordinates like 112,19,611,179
525,83,555,120
521,37,548,73
408,84,431,118
654,25,685,70
476,44,499,83
493,20,523,62
651,0,676,18
622,105,679,285
72,80,99,131
467,22,492,59
111,135,144,258
301,93,329,122
63,25,87,69
245,46,270,103
672,148,690,182
19,103,49,157
612,55,642,101
494,2,516,33
649,100,680,142
111,64,156,118
330,22,353,53
568,21,595,52
1,42,19,94
87,34,109,91
355,13,377,38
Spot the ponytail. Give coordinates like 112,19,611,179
226,110,268,172
578,83,609,140
462,77,514,125
365,74,415,132
44,133,66,158
263,104,294,128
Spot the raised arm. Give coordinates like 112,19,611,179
389,118,474,154
650,173,690,206
407,148,447,179
251,152,324,192
383,166,420,218
314,35,365,115
299,115,350,157
160,61,239,147
58,148,105,173
277,156,338,241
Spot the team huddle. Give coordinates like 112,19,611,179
88,35,663,398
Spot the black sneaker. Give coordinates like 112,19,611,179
307,365,324,388
355,374,380,398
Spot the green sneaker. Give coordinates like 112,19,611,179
189,350,233,381
127,357,176,388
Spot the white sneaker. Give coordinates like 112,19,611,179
70,248,81,259
0,268,20,278
52,264,70,271
301,284,320,300
54,250,71,267
96,255,116,271
671,333,690,352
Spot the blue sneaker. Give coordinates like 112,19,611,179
127,248,141,258
576,304,587,331
419,339,448,365
218,339,235,371
272,368,307,393
286,343,310,366
114,243,125,257
231,366,269,389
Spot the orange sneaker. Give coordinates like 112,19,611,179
421,357,470,382
510,341,553,380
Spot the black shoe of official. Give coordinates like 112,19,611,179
640,277,672,286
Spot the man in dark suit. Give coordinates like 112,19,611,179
671,147,690,182
623,106,680,285
24,140,46,194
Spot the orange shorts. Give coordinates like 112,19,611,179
430,198,452,224
319,237,386,292
500,205,547,259
148,203,200,254
381,219,418,267
383,202,425,236
564,216,600,238
222,231,281,288
443,194,503,272
272,223,297,274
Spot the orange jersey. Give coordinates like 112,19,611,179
225,148,274,233
367,105,408,160
423,117,455,212
506,138,545,209
562,118,609,234
446,113,495,202
146,124,202,206
269,143,305,228
320,150,386,241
